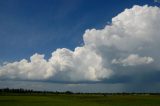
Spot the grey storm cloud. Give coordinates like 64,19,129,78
0,5,160,83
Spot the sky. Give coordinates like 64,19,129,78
0,0,160,92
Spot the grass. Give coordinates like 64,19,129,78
0,94,160,106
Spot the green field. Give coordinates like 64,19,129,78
0,95,160,106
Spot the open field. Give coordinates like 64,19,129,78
0,94,160,106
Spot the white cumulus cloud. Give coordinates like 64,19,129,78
112,54,154,66
0,5,160,83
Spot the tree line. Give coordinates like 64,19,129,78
0,88,160,95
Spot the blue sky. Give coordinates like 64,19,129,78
1,0,160,92
0,0,159,62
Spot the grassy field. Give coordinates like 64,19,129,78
0,94,160,106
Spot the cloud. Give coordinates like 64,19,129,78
0,47,113,82
154,0,160,3
49,47,113,82
112,54,154,66
0,5,160,83
0,53,54,80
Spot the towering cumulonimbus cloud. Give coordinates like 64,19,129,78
0,5,160,82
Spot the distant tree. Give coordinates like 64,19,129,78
65,91,73,94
